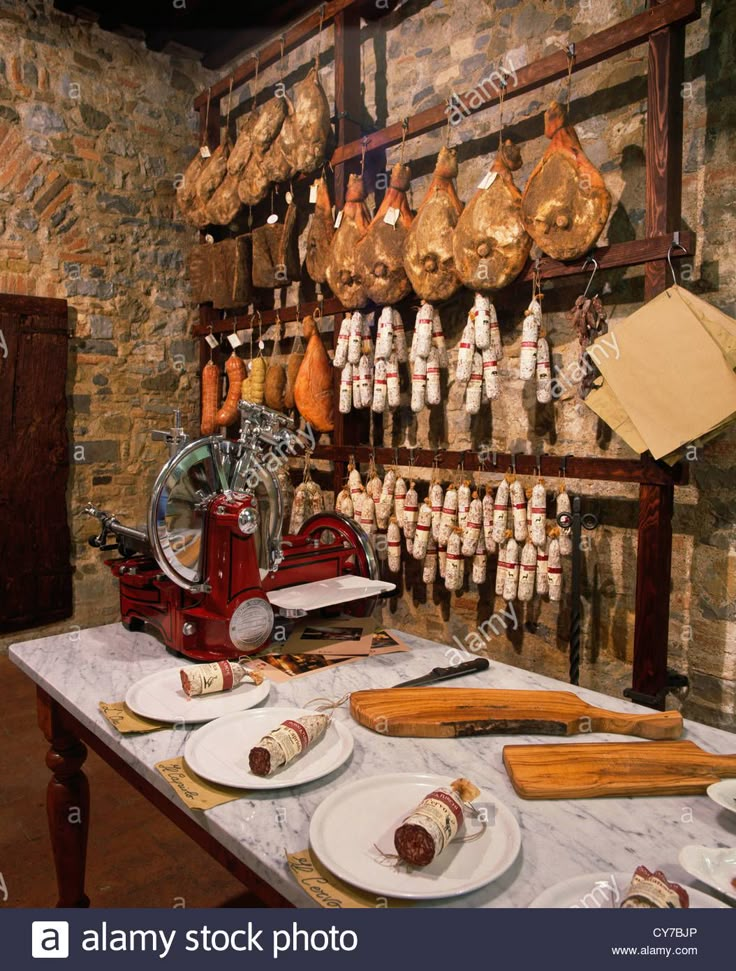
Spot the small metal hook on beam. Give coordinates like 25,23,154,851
582,256,599,299
666,231,688,288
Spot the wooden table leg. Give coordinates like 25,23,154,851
37,687,90,908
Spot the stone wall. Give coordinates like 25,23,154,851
0,0,211,649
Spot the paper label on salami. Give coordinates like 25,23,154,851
383,206,400,227
199,145,211,158
205,333,219,349
270,723,306,763
478,171,497,190
406,790,463,854
227,332,243,348
334,210,343,229
193,660,234,694
309,182,319,204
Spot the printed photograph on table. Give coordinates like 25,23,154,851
1,0,734,956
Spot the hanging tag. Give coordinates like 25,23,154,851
267,213,279,225
204,233,215,245
477,171,497,190
383,206,400,227
205,333,219,349
309,181,319,204
334,210,343,229
227,332,243,349
199,145,211,159
285,190,294,205
258,340,265,351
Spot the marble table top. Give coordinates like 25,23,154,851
10,623,736,908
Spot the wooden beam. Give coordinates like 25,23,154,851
310,445,688,487
191,233,694,336
193,0,361,109
631,1,687,707
330,0,700,166
332,6,363,206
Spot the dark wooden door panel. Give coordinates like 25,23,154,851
0,294,72,633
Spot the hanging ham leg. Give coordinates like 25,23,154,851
326,173,372,309
453,139,531,291
521,101,611,261
355,162,414,305
305,177,335,285
403,147,464,303
293,315,334,432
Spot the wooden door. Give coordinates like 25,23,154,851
0,293,72,632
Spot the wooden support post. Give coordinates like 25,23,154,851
331,7,365,496
631,1,686,707
333,7,363,207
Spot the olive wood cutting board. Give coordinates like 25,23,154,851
348,688,683,740
503,740,736,799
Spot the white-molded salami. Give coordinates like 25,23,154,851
502,537,519,602
413,499,433,560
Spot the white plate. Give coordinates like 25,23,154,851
309,772,521,900
125,667,270,724
707,779,736,815
679,846,736,902
184,707,353,790
266,576,395,610
530,870,730,909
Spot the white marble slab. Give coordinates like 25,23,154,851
10,623,736,909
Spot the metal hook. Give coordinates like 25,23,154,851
582,256,599,299
666,231,688,288
510,453,517,475
407,447,416,467
535,450,543,478
492,450,498,469
393,447,400,468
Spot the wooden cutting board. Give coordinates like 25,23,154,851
349,688,683,740
503,740,736,799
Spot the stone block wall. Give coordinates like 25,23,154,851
0,0,211,647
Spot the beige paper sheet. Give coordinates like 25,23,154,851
155,756,244,810
99,701,167,735
286,849,410,908
593,286,736,460
584,378,649,454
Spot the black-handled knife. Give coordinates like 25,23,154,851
393,658,489,688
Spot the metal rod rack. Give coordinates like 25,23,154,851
194,0,700,708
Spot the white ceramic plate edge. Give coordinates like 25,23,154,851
706,780,736,815
124,666,270,723
529,870,730,909
678,845,736,903
183,708,354,790
309,772,521,901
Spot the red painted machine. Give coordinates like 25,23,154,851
85,403,392,661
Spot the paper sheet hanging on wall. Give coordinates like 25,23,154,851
588,286,736,460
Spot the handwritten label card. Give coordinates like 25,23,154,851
286,849,410,909
99,701,166,735
155,757,244,811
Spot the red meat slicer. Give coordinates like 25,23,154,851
85,403,393,661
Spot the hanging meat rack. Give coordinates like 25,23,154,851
191,0,701,709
